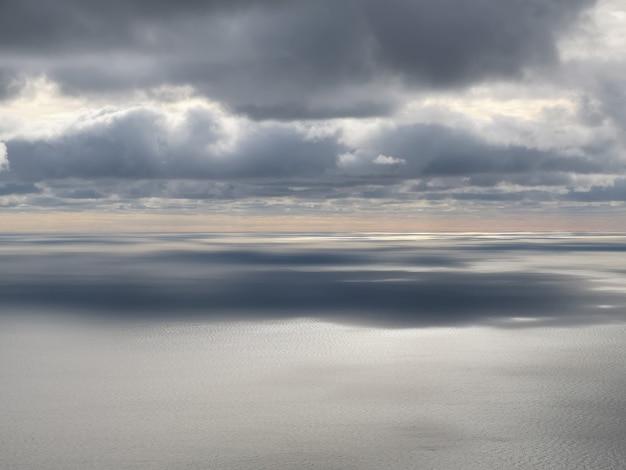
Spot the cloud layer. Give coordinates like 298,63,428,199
1,0,625,220
0,0,596,117
1,101,625,211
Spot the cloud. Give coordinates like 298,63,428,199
372,155,406,166
4,106,342,181
0,69,24,101
566,178,626,202
1,1,625,220
0,123,541,184
338,122,616,183
2,101,624,211
0,142,9,171
0,0,597,118
0,182,39,196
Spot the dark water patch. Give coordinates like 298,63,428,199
1,233,625,328
1,269,624,328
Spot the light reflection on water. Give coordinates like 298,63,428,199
1,233,626,468
2,317,626,469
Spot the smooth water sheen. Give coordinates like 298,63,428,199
1,233,626,469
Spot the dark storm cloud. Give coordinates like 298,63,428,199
358,0,593,86
1,233,625,328
0,0,273,51
0,0,596,118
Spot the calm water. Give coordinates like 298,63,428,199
1,233,626,469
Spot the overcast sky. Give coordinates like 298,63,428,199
1,0,625,230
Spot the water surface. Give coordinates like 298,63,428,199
1,233,625,469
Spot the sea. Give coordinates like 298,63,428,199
1,232,626,469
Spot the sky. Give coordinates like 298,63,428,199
1,0,626,231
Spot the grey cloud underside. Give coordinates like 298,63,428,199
5,109,340,180
0,68,24,100
2,109,610,183
345,124,615,178
0,0,619,207
567,178,626,202
0,0,596,117
3,106,624,205
2,233,626,328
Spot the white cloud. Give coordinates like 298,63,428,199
559,0,626,61
372,154,406,166
0,142,9,171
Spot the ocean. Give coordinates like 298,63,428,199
1,233,625,469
